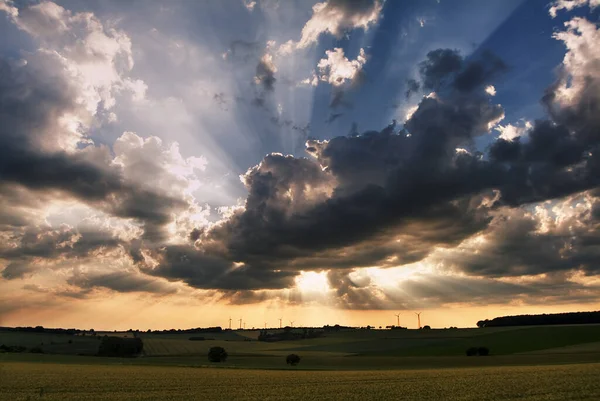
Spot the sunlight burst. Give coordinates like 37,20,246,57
295,271,330,293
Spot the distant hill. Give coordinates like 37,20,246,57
477,311,600,327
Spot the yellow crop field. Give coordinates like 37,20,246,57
1,361,599,401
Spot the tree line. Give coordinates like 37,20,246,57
477,311,600,327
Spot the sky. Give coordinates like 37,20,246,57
1,0,600,331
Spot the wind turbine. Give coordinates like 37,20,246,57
278,318,283,328
394,313,400,327
415,312,422,329
243,322,246,330
290,321,294,327
264,322,267,329
228,317,232,330
239,318,243,330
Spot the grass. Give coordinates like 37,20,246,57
4,324,600,363
273,325,600,357
1,361,599,400
2,325,600,400
0,332,100,355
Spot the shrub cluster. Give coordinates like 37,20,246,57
466,346,490,356
98,336,143,357
208,346,228,362
0,344,27,353
286,354,301,366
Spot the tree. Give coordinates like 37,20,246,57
286,354,301,366
208,346,228,362
478,347,490,356
422,325,431,330
466,347,479,356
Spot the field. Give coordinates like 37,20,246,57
1,361,599,400
2,325,600,400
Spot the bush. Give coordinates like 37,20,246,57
286,354,301,366
98,336,143,357
208,346,228,362
0,345,27,353
466,346,490,356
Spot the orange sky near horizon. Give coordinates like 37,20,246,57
2,289,598,331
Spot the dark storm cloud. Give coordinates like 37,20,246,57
178,48,509,288
145,245,296,290
453,51,507,93
437,194,600,278
1,262,36,280
417,49,506,94
0,226,122,260
67,270,177,295
329,269,600,310
0,57,186,238
151,44,600,293
418,49,463,91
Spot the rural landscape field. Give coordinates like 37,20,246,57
2,0,600,399
2,324,600,400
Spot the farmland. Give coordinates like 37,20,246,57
1,361,599,401
2,325,600,400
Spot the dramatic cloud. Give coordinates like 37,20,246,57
495,121,532,141
549,0,600,18
67,269,178,295
0,1,210,296
283,0,383,51
434,193,600,278
317,48,367,87
159,13,600,297
167,49,510,291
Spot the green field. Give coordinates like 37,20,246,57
2,325,600,400
1,361,599,400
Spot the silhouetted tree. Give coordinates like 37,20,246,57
466,347,479,356
98,337,143,357
478,347,490,356
477,311,600,327
208,346,228,362
286,354,301,366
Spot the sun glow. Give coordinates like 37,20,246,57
295,271,330,293
364,263,433,289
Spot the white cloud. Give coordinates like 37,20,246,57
403,105,419,121
299,0,382,48
276,39,295,56
317,47,367,86
277,0,382,53
495,120,532,141
549,0,600,18
298,71,319,87
0,0,17,18
552,17,600,108
485,85,497,96
113,132,207,198
0,0,145,121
